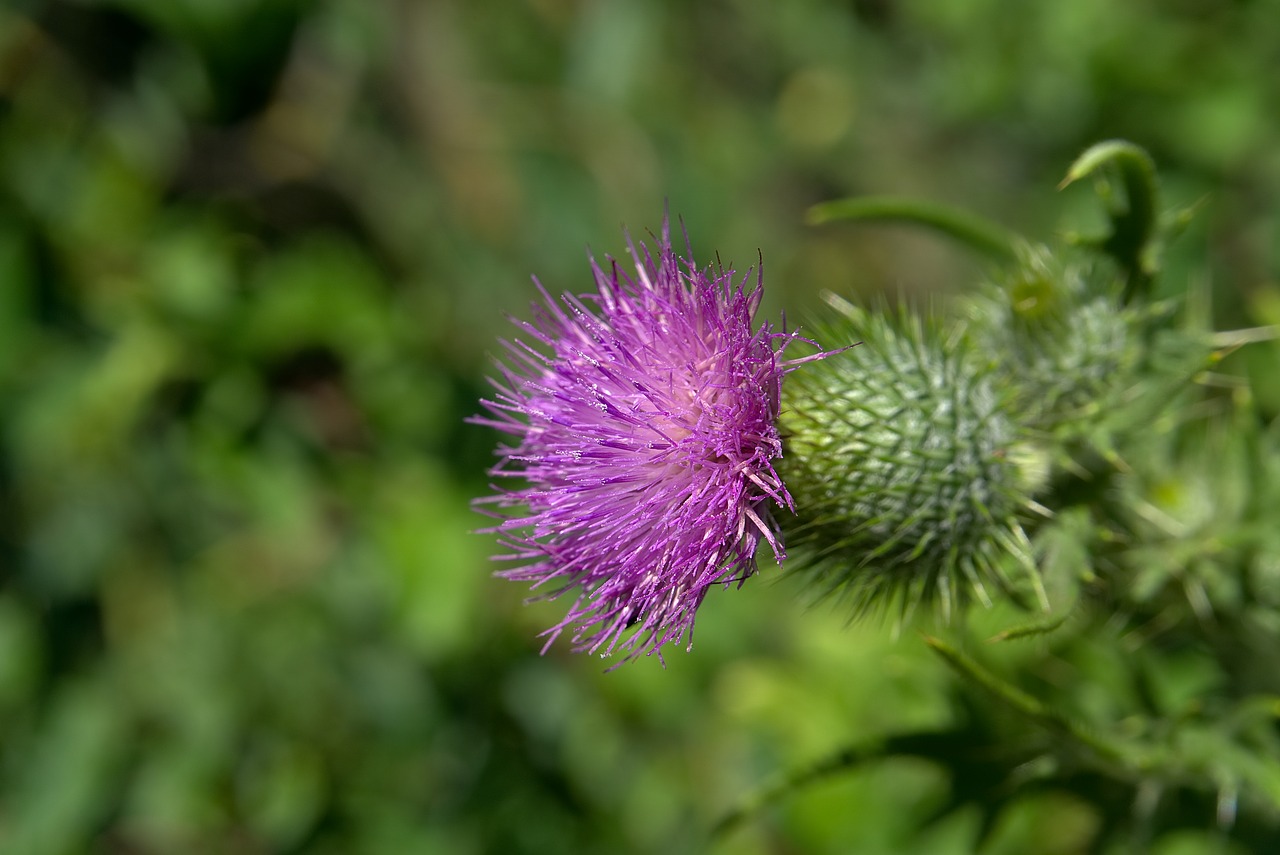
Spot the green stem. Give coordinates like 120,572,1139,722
710,740,894,838
1059,140,1160,302
923,635,1146,775
807,196,1022,263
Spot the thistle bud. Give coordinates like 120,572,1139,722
778,297,1042,621
964,247,1143,438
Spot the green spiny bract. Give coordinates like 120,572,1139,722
778,298,1044,623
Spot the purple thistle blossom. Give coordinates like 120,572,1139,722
472,219,824,663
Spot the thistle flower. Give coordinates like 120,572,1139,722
472,220,823,662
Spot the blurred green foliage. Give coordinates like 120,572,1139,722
1,0,1279,852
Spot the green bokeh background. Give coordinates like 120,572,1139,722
2,1,1278,852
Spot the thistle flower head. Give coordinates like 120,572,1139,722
473,219,822,662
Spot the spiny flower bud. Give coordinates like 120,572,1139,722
778,296,1043,622
964,247,1144,437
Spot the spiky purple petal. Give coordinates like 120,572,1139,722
472,220,819,662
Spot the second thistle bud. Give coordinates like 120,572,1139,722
964,247,1145,439
778,298,1043,621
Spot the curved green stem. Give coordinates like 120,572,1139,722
1060,140,1160,302
807,196,1023,263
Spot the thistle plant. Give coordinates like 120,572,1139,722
475,141,1280,850
750,141,1280,850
